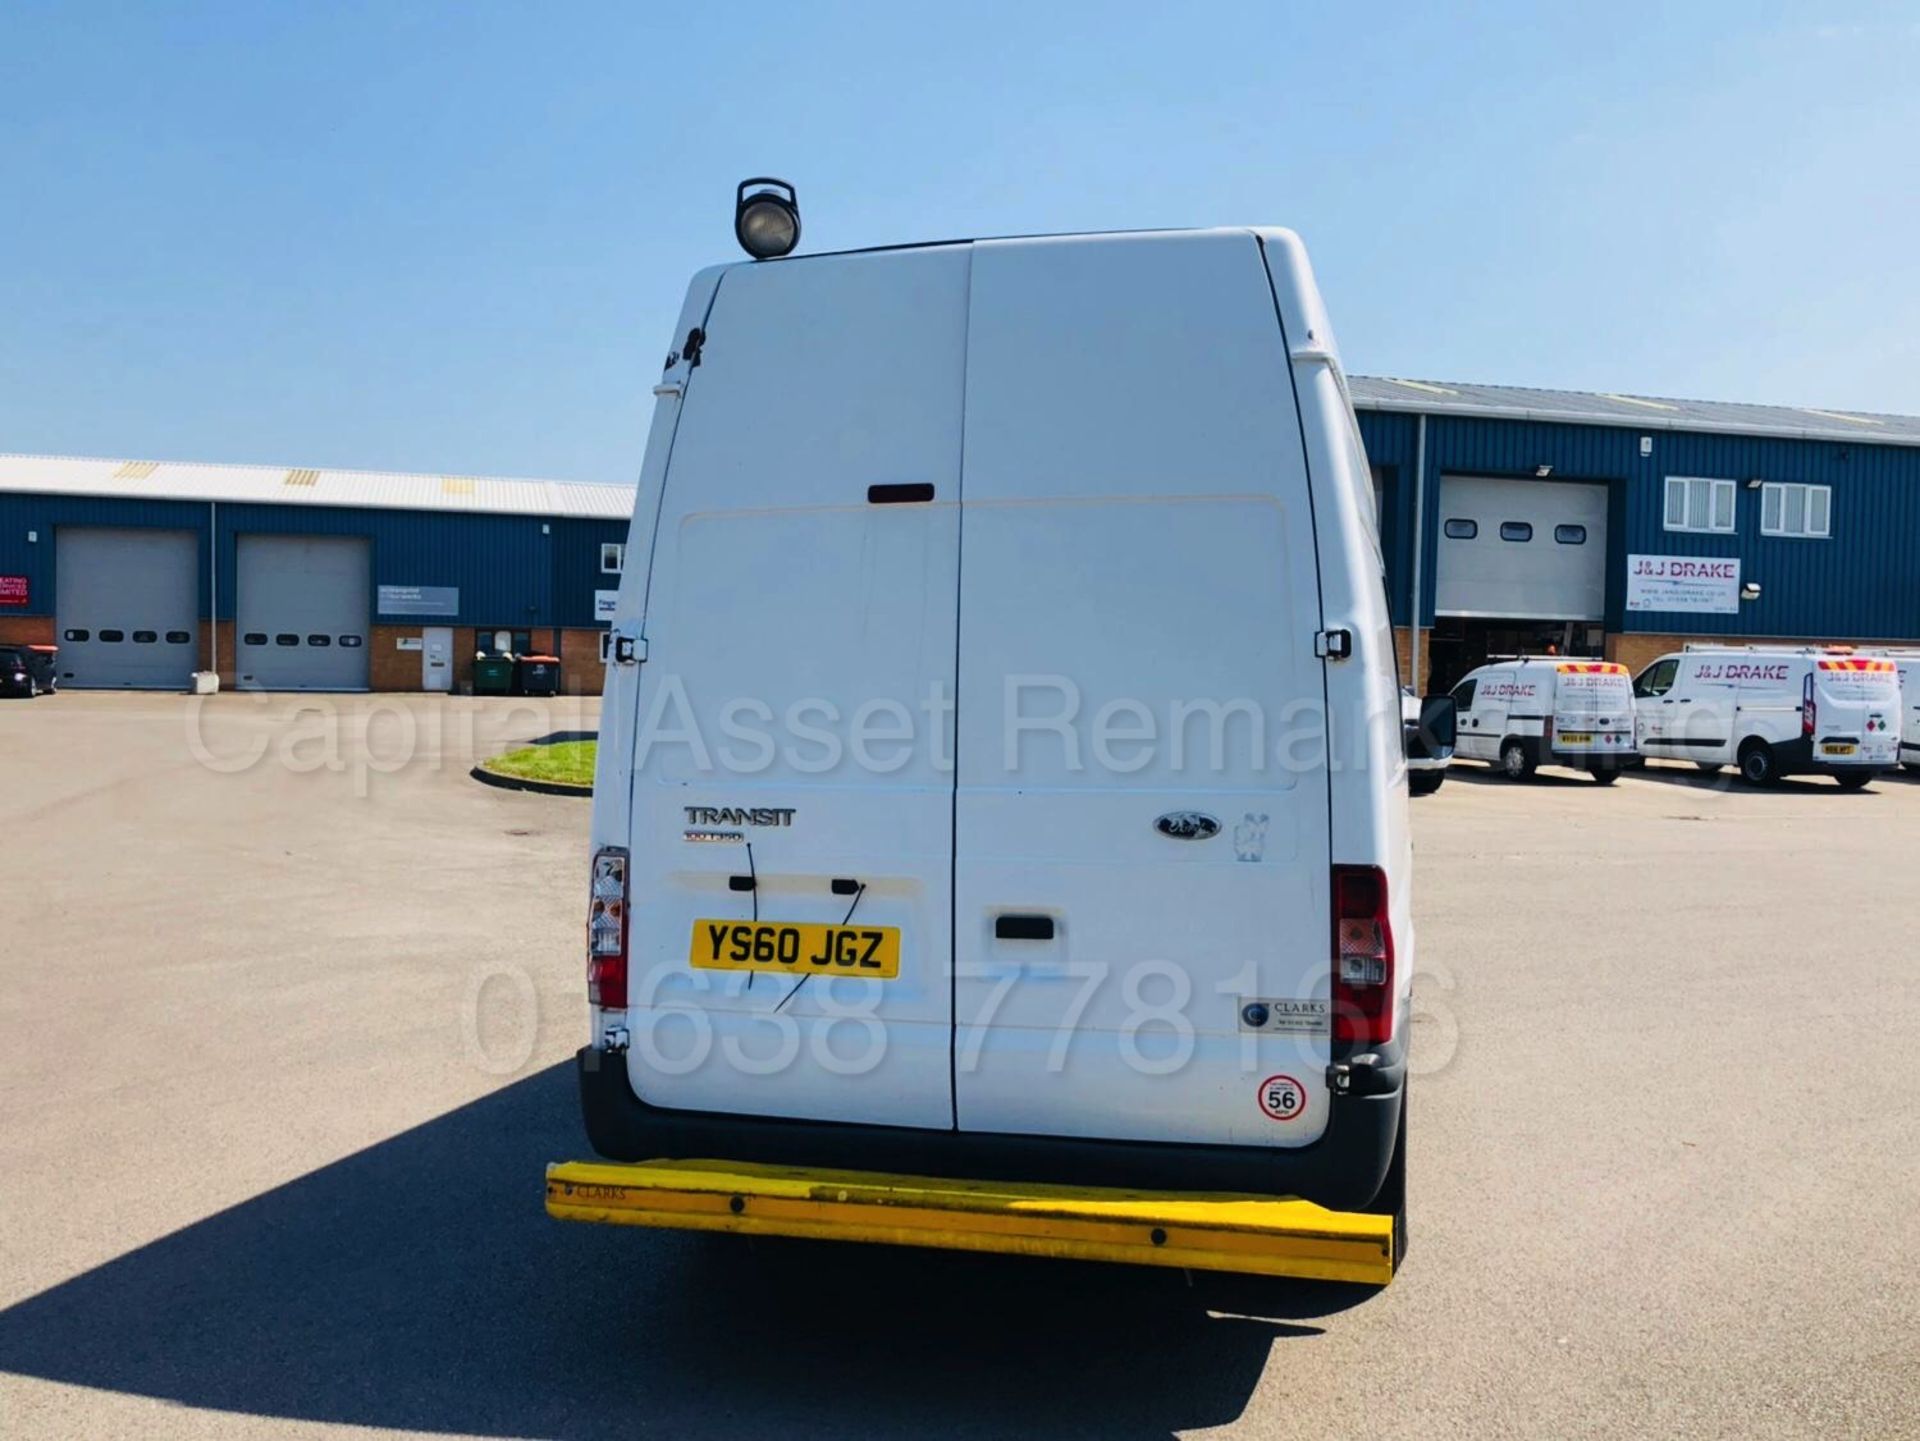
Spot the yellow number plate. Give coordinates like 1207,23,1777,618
1557,731,1594,745
1822,742,1856,756
690,920,901,979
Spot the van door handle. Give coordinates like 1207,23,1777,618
995,915,1055,941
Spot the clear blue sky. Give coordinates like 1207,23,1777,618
2,2,1916,482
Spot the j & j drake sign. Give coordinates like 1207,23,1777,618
1625,555,1741,615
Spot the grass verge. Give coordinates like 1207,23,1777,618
479,739,596,789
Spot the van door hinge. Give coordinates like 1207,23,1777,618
1314,629,1353,660
663,326,706,372
612,631,647,666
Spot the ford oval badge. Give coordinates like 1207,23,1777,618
1154,811,1221,841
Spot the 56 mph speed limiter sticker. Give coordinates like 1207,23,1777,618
1257,1074,1307,1122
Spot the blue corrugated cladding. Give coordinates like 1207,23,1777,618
217,504,560,627
0,494,215,615
1357,410,1920,640
551,518,630,628
0,495,631,629
1357,411,1419,624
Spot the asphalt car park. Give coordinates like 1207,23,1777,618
1,694,1915,1439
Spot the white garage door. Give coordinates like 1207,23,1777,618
1435,475,1608,619
235,535,371,691
55,528,199,689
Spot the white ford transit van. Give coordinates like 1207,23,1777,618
581,227,1417,1242
1632,646,1898,787
1448,657,1636,782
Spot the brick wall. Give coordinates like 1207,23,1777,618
0,614,56,646
366,625,481,692
254,623,609,693
558,627,607,695
196,620,236,686
1392,628,1434,693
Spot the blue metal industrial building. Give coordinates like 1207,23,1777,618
4,374,1917,692
0,456,632,692
1350,377,1920,690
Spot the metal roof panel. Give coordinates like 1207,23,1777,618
1348,376,1920,448
0,454,637,519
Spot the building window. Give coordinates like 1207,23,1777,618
1499,521,1533,542
1554,524,1587,545
99,629,124,643
1664,476,1737,534
1760,482,1831,539
600,542,625,574
243,633,268,646
339,635,364,648
1443,519,1478,540
64,629,89,642
132,630,157,644
307,634,332,647
165,630,191,644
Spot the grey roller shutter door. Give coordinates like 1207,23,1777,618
54,528,199,689
234,535,372,690
1435,475,1608,620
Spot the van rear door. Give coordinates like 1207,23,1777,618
951,232,1335,1148
1894,659,1920,766
618,246,969,1130
1551,662,1635,756
1811,657,1900,765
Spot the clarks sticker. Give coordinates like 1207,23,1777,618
1238,997,1330,1034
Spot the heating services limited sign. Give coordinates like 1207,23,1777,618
1625,555,1741,615
0,575,26,607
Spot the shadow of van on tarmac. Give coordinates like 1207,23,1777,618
0,1062,1375,1439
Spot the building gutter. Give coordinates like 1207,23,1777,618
1352,397,1920,450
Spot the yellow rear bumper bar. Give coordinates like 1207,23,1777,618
546,1158,1394,1285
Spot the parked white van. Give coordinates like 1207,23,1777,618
1448,657,1636,782
1631,646,1898,788
1869,650,1920,774
581,225,1423,1253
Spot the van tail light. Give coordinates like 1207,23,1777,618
1332,864,1394,1046
587,846,630,1008
1802,673,1816,738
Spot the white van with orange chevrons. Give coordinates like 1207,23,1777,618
1632,646,1898,788
1448,657,1636,782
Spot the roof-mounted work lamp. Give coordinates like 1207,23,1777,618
735,178,801,260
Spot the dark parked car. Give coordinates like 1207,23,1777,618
17,643,56,694
1402,686,1457,795
0,645,35,698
